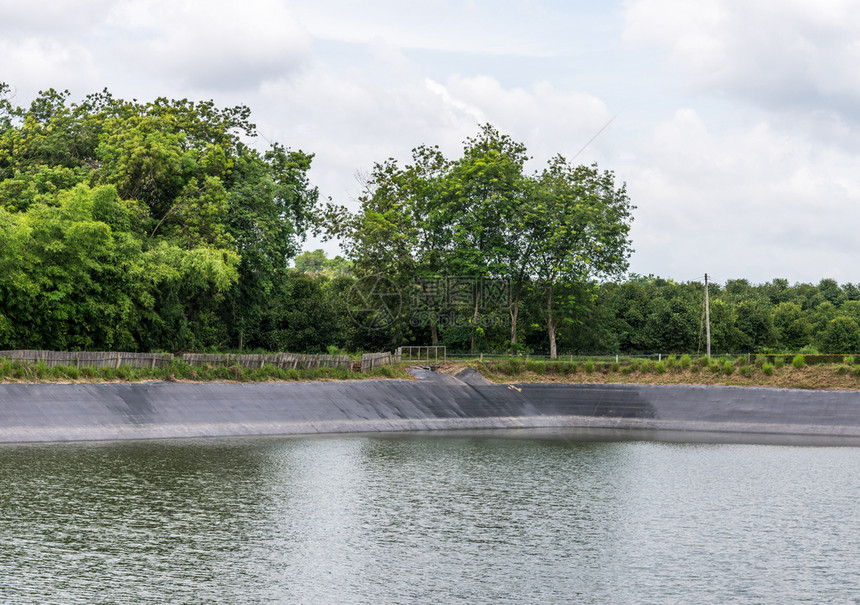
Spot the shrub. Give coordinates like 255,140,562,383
736,356,748,367
679,354,692,369
697,356,711,368
620,365,633,375
526,359,546,374
709,361,722,374
762,362,774,376
844,356,855,366
640,360,652,374
774,357,785,369
723,361,734,375
665,355,677,370
655,361,666,374
792,355,806,369
498,359,522,376
739,366,752,376
755,354,767,367
53,365,80,380
584,360,595,373
611,361,620,373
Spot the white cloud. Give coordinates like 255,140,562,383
0,0,116,35
622,0,860,117
289,0,588,57
625,108,860,283
106,0,310,90
255,56,617,211
0,38,100,95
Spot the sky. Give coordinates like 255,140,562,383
2,0,859,286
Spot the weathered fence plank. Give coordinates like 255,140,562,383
361,352,392,372
0,350,173,369
0,350,366,372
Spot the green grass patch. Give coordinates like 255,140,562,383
525,359,546,374
0,358,406,383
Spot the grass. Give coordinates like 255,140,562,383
463,357,860,390
0,359,411,384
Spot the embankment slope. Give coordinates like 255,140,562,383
1,369,859,445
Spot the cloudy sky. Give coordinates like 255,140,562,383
2,0,858,285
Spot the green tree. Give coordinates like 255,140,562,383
531,158,633,357
0,85,314,352
436,125,529,352
772,301,812,351
820,317,860,354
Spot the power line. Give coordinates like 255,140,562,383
571,114,618,162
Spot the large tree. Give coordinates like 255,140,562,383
531,157,634,357
322,126,634,356
0,84,316,351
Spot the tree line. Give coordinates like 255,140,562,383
285,260,860,355
2,85,856,355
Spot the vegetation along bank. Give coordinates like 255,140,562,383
2,85,860,360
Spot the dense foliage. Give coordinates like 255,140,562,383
320,125,635,356
0,84,317,351
2,86,858,356
279,267,860,355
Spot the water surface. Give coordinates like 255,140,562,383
1,436,858,603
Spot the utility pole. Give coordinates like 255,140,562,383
705,273,711,358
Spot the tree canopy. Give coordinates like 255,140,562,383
5,85,858,356
320,124,634,356
0,84,316,351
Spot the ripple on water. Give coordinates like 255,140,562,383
0,437,858,604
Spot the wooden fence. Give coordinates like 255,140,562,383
181,352,353,370
0,350,173,368
0,350,381,372
361,352,393,372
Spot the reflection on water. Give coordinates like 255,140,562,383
0,436,858,603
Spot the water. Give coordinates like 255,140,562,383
1,436,858,604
